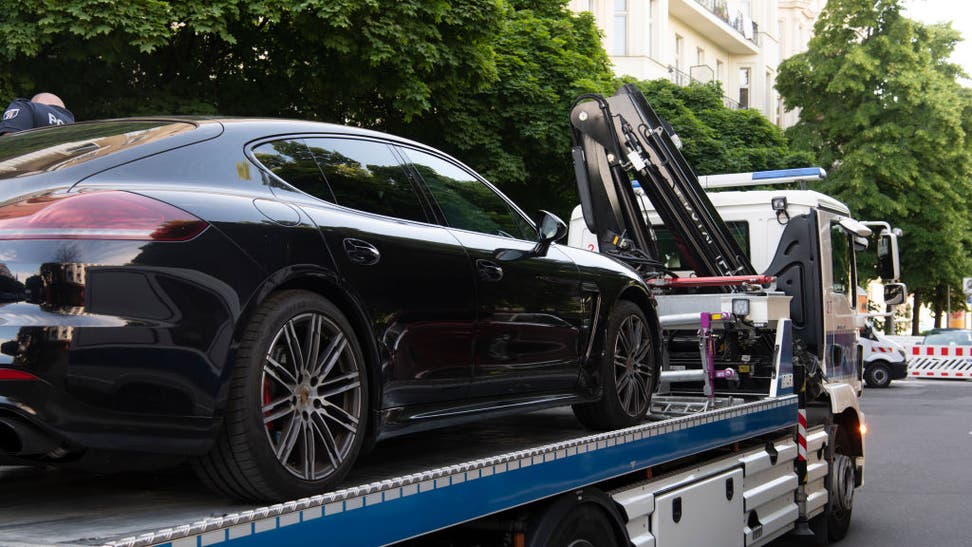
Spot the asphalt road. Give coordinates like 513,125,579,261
771,378,972,547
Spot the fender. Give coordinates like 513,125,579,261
821,382,866,486
821,382,861,417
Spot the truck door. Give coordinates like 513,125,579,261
820,212,862,388
398,146,586,398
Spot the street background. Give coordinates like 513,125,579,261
772,378,972,547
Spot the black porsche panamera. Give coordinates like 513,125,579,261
0,119,659,501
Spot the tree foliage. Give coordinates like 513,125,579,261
627,79,813,176
393,0,616,220
1,0,808,227
777,0,972,325
0,0,502,121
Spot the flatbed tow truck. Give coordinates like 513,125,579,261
0,85,903,547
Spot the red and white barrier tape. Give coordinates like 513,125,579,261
904,345,972,380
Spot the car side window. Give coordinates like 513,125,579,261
401,148,535,240
303,138,428,222
252,139,334,201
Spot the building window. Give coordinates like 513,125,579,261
579,0,593,12
716,59,724,82
739,67,751,108
697,47,705,65
611,0,627,56
766,69,773,115
675,34,684,74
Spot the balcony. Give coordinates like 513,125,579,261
669,0,759,55
668,66,742,109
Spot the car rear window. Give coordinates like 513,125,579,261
0,121,196,180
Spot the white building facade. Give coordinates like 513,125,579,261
570,0,824,128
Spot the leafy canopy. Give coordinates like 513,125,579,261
1,0,808,227
776,0,972,316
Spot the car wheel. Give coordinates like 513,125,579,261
194,290,368,501
864,362,891,388
573,300,657,430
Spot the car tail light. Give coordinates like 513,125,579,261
0,369,38,381
0,191,208,241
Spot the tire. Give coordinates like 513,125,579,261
194,290,369,502
864,362,891,388
526,492,624,547
573,300,657,430
826,427,855,542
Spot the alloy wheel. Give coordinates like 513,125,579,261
261,312,363,481
613,313,654,417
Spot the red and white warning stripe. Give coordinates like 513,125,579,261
797,408,808,461
904,345,972,380
910,345,971,357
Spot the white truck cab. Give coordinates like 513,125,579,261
568,168,902,406
570,186,877,397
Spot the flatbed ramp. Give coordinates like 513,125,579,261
0,396,797,547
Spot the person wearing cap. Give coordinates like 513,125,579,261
0,93,75,135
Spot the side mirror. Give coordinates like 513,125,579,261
876,231,900,281
495,211,567,262
537,210,568,242
884,282,907,306
533,210,567,257
853,236,868,252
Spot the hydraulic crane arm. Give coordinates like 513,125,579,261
570,84,756,280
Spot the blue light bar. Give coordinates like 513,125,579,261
751,167,827,180
698,167,827,189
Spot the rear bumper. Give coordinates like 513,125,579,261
0,233,259,457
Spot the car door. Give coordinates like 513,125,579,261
397,145,586,399
251,137,476,409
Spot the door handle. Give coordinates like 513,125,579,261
476,259,504,282
343,238,381,266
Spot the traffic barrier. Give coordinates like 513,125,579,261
905,345,972,380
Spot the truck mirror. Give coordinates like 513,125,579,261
884,282,906,306
853,236,868,252
876,231,900,281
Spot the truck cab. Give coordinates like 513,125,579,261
568,178,904,401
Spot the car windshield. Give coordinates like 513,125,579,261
0,121,196,179
924,330,972,345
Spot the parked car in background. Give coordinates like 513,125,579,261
921,328,972,346
0,119,660,502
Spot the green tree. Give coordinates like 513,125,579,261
1,0,810,234
0,0,502,122
777,0,972,333
395,0,616,221
627,79,813,176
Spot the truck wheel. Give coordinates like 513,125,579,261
526,491,625,547
194,291,368,502
826,427,855,541
573,300,657,430
864,362,891,388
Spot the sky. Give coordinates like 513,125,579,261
901,0,972,84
